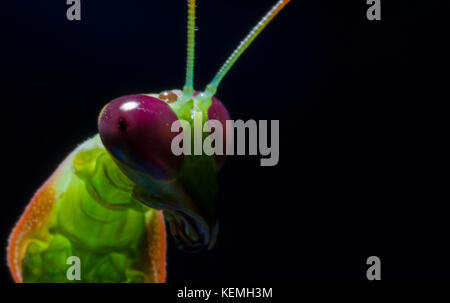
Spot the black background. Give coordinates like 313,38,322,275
0,0,449,283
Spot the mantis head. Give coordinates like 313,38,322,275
98,0,291,251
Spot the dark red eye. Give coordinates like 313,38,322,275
98,94,183,180
206,96,231,170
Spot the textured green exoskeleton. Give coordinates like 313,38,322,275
21,136,157,282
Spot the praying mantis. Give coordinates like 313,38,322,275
7,0,291,282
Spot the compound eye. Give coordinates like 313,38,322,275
98,94,183,180
191,92,231,170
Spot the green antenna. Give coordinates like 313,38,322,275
202,0,291,99
182,0,196,102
